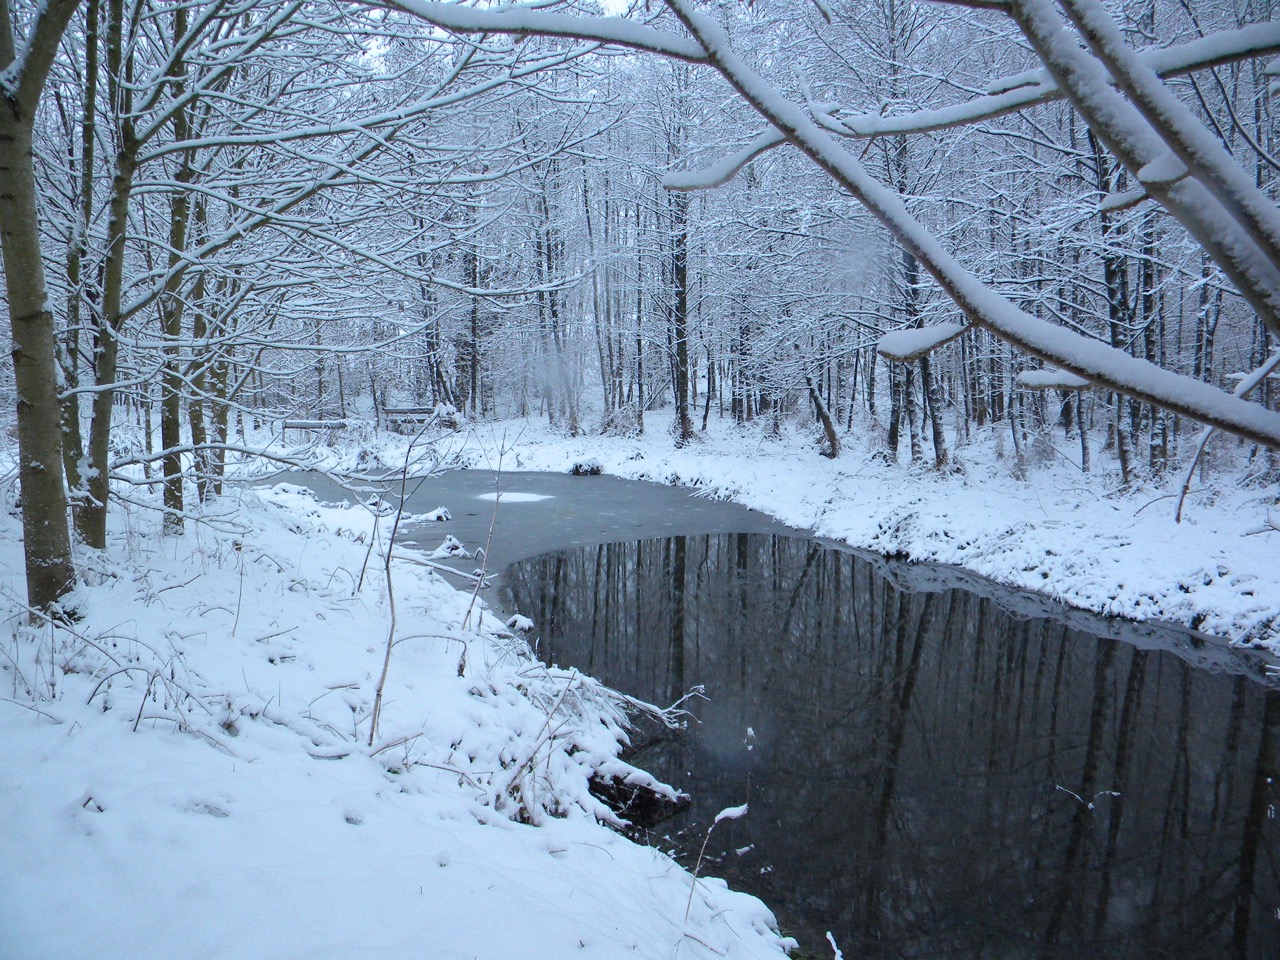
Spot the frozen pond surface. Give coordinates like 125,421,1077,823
272,468,797,602
273,469,1279,957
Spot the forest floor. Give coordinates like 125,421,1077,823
421,409,1280,654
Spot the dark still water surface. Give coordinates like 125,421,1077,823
505,533,1280,960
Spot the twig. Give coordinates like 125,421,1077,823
393,554,491,584
463,437,508,631
1176,350,1280,523
0,697,64,724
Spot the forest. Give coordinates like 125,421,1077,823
2,0,1279,609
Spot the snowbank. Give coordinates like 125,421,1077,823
0,483,793,960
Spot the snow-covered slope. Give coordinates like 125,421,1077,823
1,484,792,960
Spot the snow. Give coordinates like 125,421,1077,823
385,0,710,62
7,404,1280,959
714,803,750,825
1016,368,1091,390
1098,186,1149,213
0,480,793,960
1136,151,1187,186
876,322,968,361
653,0,1280,449
427,533,473,559
842,20,1280,137
663,130,788,192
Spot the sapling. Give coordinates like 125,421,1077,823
367,415,444,746
462,431,518,632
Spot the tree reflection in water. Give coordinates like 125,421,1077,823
506,533,1280,960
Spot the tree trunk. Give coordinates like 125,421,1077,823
920,354,948,469
59,0,99,517
887,362,902,461
806,370,840,458
0,117,76,609
670,190,693,446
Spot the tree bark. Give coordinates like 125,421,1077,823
670,189,693,445
0,118,77,609
0,0,84,610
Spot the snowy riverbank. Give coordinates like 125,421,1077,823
1,482,793,960
440,412,1280,654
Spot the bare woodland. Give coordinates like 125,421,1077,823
2,0,1280,610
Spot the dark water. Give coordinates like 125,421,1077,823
505,533,1280,960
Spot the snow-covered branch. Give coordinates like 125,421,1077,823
662,129,787,191
825,20,1280,140
378,0,709,63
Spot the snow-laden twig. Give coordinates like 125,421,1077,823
686,803,750,921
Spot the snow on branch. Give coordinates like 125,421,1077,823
1136,152,1188,188
1057,0,1280,284
1016,368,1091,390
877,323,968,362
1099,187,1150,214
381,0,709,63
925,0,1011,10
662,130,787,191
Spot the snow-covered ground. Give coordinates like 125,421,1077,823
1,481,792,960
435,411,1280,653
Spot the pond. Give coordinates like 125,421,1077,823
504,533,1280,959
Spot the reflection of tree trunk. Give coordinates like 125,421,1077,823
1149,669,1194,922
781,544,821,637
1046,638,1115,944
667,536,687,703
863,591,936,927
1095,648,1147,937
1232,690,1279,959
1212,678,1250,826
